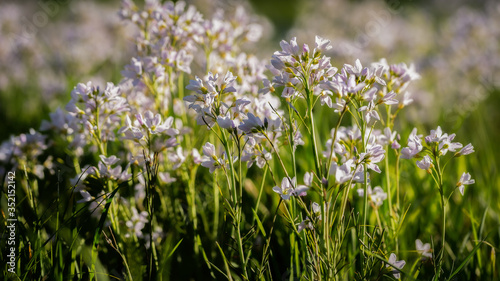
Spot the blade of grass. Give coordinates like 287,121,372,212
90,185,121,281
216,242,234,281
447,240,484,280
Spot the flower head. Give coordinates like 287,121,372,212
385,253,406,279
416,239,432,259
401,128,423,159
416,155,433,171
457,172,475,195
272,177,308,200
200,142,226,173
456,143,474,156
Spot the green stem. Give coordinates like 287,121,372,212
361,123,368,245
385,147,398,252
287,104,297,178
362,162,369,245
307,88,321,177
434,153,446,280
188,166,199,253
220,130,248,279
326,108,347,179
396,153,401,213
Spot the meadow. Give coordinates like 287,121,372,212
1,0,499,280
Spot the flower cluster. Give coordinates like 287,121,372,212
401,126,475,195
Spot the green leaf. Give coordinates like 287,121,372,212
252,209,267,238
216,242,233,281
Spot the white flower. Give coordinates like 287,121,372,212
401,128,423,159
358,143,385,173
357,186,387,207
272,177,309,200
200,142,224,173
303,172,313,186
314,35,332,53
238,113,264,134
456,143,474,156
457,172,475,195
297,218,313,232
416,155,433,170
216,114,235,130
272,177,295,200
416,239,432,259
385,253,406,279
358,101,380,127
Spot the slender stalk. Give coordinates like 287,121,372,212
287,104,297,178
307,89,321,177
362,162,369,245
361,122,369,245
188,166,199,253
433,153,446,280
259,199,283,279
326,108,347,178
220,129,248,279
263,133,292,181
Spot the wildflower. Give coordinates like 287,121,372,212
200,142,225,173
76,190,94,204
438,133,462,156
416,239,432,259
319,90,334,108
297,218,313,232
390,62,420,84
39,107,77,135
357,186,387,207
344,59,363,76
94,155,131,182
159,172,176,184
457,172,475,195
303,172,313,186
358,101,380,126
125,208,149,239
314,35,332,54
120,116,145,142
290,121,305,150
344,74,367,95
192,149,202,164
136,111,178,136
330,159,364,184
119,111,179,148
216,114,236,130
238,113,264,134
186,76,207,95
241,141,272,169
378,127,400,149
298,201,327,232
362,87,378,102
168,146,186,170
272,177,308,200
385,253,406,279
380,90,399,105
425,126,447,143
401,128,423,159
399,91,414,108
416,155,433,171
258,79,275,95
272,177,295,200
456,143,474,156
358,143,385,173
